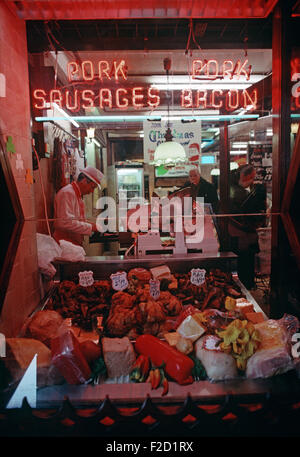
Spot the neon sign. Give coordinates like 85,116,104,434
33,58,259,112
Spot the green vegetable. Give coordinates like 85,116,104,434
189,354,207,380
88,356,107,384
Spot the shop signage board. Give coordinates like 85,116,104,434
32,58,259,113
143,119,202,166
248,143,272,193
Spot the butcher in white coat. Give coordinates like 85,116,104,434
53,166,104,246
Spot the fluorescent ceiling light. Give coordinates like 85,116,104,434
151,83,253,90
232,142,248,148
230,150,248,155
147,74,264,85
47,102,80,128
35,114,259,123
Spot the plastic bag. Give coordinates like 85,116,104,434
36,233,62,278
173,305,199,330
59,239,86,262
51,331,91,384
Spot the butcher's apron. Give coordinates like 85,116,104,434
53,182,86,246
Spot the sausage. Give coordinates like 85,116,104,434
135,334,194,385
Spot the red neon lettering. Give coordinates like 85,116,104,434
236,59,251,80
116,88,129,109
99,89,112,108
211,89,223,108
181,89,193,107
192,60,203,78
132,87,144,108
67,62,79,82
99,61,111,81
196,90,207,108
207,60,218,79
65,90,79,111
82,90,95,109
50,89,63,107
82,61,94,81
222,60,234,78
113,60,127,81
227,89,239,110
242,89,257,109
33,89,47,109
147,87,160,108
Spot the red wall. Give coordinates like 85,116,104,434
0,4,41,336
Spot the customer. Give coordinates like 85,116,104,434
187,166,219,213
53,166,104,247
228,164,266,289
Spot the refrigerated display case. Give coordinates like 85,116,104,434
116,165,144,202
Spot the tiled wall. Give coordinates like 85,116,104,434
0,4,41,336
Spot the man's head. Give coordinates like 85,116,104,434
77,166,104,195
239,164,256,188
189,167,201,186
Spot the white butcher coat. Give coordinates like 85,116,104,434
53,182,92,246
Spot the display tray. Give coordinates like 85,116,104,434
5,252,282,410
53,251,238,282
21,370,300,409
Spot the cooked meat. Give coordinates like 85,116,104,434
138,299,166,323
102,337,136,378
195,335,238,381
246,315,300,379
158,291,182,316
111,291,135,309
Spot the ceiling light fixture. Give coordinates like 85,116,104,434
152,58,186,166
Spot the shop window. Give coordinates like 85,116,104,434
0,140,24,310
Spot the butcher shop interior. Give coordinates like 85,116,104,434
0,0,300,438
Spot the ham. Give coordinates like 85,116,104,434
102,337,136,378
246,314,300,379
195,335,238,381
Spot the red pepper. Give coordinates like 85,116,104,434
151,368,161,389
161,377,169,396
130,355,150,382
140,355,150,381
135,334,195,385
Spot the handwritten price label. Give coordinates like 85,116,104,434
149,279,161,300
190,268,206,286
78,270,94,287
110,271,128,291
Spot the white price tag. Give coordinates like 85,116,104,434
190,268,206,286
149,279,160,300
110,271,128,291
78,270,94,287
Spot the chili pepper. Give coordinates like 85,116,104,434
148,369,154,387
130,355,150,383
161,377,169,396
151,368,161,389
141,356,150,381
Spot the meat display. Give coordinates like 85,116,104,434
47,267,245,338
3,263,299,395
195,335,238,381
246,314,299,379
102,336,136,378
24,310,64,347
51,331,92,384
48,279,113,330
